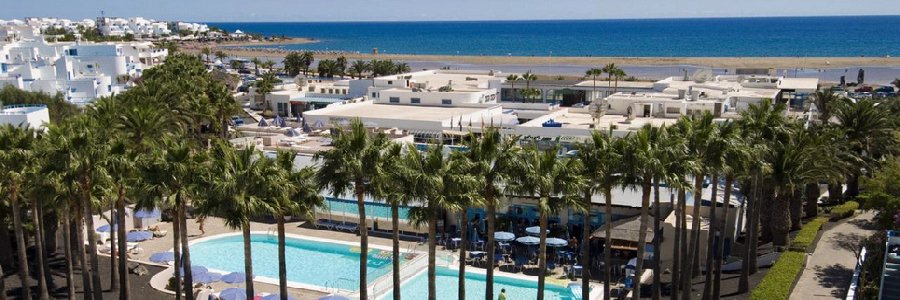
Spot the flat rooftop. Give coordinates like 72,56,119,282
520,111,682,130
380,70,498,91
1,104,47,115
304,102,492,122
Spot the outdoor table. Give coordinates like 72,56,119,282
450,238,461,250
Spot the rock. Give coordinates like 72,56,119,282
131,265,149,276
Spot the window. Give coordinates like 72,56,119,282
411,97,421,104
387,80,393,85
389,97,400,103
665,107,680,114
371,92,377,98
442,99,452,105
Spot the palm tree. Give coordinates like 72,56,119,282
520,88,541,103
406,144,472,300
267,151,324,300
575,130,622,300
712,121,748,298
198,142,267,300
621,125,664,300
335,56,348,78
251,57,262,76
350,60,371,79
214,51,227,63
394,62,411,74
454,128,520,300
0,124,38,300
832,98,894,198
611,68,626,93
521,71,538,91
508,143,584,300
255,72,277,115
601,63,618,90
201,47,211,64
260,60,276,74
655,126,692,300
585,68,604,102
505,74,520,102
299,51,315,75
315,119,390,300
375,143,407,299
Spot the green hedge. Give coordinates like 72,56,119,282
789,217,828,252
750,251,807,300
829,201,859,221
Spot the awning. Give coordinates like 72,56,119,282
591,215,655,243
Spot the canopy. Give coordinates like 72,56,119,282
96,224,117,233
262,295,297,300
286,128,302,137
494,231,515,242
258,118,269,127
125,231,153,242
525,226,548,236
149,252,175,263
180,265,208,277
318,295,350,300
219,288,247,300
516,236,540,246
274,115,287,127
222,272,247,284
591,215,655,243
194,272,222,284
134,208,161,219
546,238,568,247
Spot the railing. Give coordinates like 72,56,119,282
846,246,866,300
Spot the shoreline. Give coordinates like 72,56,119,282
199,43,900,69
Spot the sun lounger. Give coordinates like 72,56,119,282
315,219,334,230
334,222,358,232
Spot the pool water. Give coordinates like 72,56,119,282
381,267,575,300
189,234,402,291
321,197,412,221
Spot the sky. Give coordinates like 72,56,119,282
3,0,900,22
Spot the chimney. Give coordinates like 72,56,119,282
678,89,686,99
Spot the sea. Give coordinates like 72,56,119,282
209,16,900,57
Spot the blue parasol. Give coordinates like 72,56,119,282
219,287,247,300
125,231,153,242
148,251,175,263
194,272,222,284
134,208,161,219
221,272,247,284
494,231,515,242
258,118,269,127
261,294,297,300
180,265,208,277
516,236,540,246
96,224,118,233
318,295,350,300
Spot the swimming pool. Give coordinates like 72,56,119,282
380,266,575,300
189,233,405,291
320,197,412,221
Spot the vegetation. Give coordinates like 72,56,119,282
828,201,860,221
282,51,314,76
749,251,807,300
789,217,828,252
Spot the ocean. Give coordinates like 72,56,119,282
209,16,900,57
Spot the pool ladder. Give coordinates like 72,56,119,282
266,227,276,240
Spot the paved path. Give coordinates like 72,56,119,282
790,211,877,299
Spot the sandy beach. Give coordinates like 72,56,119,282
193,41,900,70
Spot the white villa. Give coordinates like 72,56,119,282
96,17,171,37
0,104,50,130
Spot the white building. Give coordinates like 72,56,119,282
97,17,171,37
0,104,50,130
176,22,209,34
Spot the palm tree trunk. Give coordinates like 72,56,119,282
603,189,613,300
242,221,254,300
427,209,437,300
31,200,50,300
172,205,182,300
771,193,791,247
686,175,704,279
580,191,592,300
847,174,860,199
678,189,690,299
790,189,803,231
391,203,401,300
10,186,32,300
62,207,75,300
179,199,194,300
355,184,368,300
75,202,92,299
713,176,734,298
485,188,496,300
458,208,468,300
0,262,6,300
116,185,130,300
536,203,549,300
804,183,819,218
635,181,652,300
82,180,103,300
277,215,288,300
702,174,719,300
652,178,662,300
109,202,118,293
670,191,680,300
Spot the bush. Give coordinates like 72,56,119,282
830,201,860,221
750,251,807,300
789,217,828,252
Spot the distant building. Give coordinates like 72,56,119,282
0,104,50,130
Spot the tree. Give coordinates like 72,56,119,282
315,119,390,300
602,63,619,90
505,74,520,102
350,60,371,79
455,128,521,300
214,51,227,64
0,125,39,300
520,88,541,103
229,60,244,70
832,98,895,198
299,51,315,75
611,68,626,94
200,47,211,64
575,130,622,300
394,62,411,74
375,143,408,299
812,88,842,124
251,57,262,76
266,152,324,300
508,142,584,300
255,72,277,115
585,68,604,102
892,78,900,91
282,52,304,77
335,56,348,78
521,71,538,91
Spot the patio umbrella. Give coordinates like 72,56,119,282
313,120,325,129
261,294,297,300
625,257,638,269
125,231,153,242
525,226,548,236
274,115,286,127
219,287,247,300
180,265,209,277
134,208,161,219
546,238,568,248
318,295,350,300
516,236,540,246
194,272,222,284
221,272,246,284
258,118,269,127
148,251,175,263
494,231,515,242
96,223,118,233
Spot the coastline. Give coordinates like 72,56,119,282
198,42,900,69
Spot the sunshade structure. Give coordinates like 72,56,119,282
318,295,350,300
134,208,161,219
516,236,540,246
262,295,297,300
222,272,247,284
258,118,269,127
125,231,153,242
274,115,287,127
194,272,222,284
546,237,568,248
180,265,209,277
148,251,175,263
591,215,655,251
494,231,515,242
525,226,548,236
96,223,118,232
285,127,303,137
219,288,247,300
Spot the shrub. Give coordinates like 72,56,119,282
789,217,828,252
750,251,807,300
830,201,860,221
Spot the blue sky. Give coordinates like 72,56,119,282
3,0,900,22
